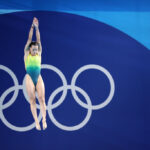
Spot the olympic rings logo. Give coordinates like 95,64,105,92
0,64,115,132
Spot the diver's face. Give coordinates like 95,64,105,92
30,45,38,56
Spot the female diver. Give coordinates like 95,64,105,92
24,17,47,130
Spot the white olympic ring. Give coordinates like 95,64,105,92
71,64,115,110
22,64,68,110
0,64,115,132
0,85,43,132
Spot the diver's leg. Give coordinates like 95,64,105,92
36,75,47,130
25,74,41,130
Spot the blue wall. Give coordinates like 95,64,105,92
0,1,150,150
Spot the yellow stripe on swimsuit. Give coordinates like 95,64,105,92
25,54,41,86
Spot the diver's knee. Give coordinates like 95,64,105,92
38,96,45,104
30,96,36,105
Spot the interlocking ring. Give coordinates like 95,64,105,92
0,85,42,132
0,64,115,132
71,64,115,110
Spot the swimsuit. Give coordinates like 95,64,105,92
25,53,41,86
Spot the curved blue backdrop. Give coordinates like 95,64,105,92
0,1,150,150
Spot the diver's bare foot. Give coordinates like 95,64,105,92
42,119,47,130
35,122,41,130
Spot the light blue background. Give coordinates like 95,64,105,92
0,0,150,49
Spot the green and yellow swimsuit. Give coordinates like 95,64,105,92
25,53,41,86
